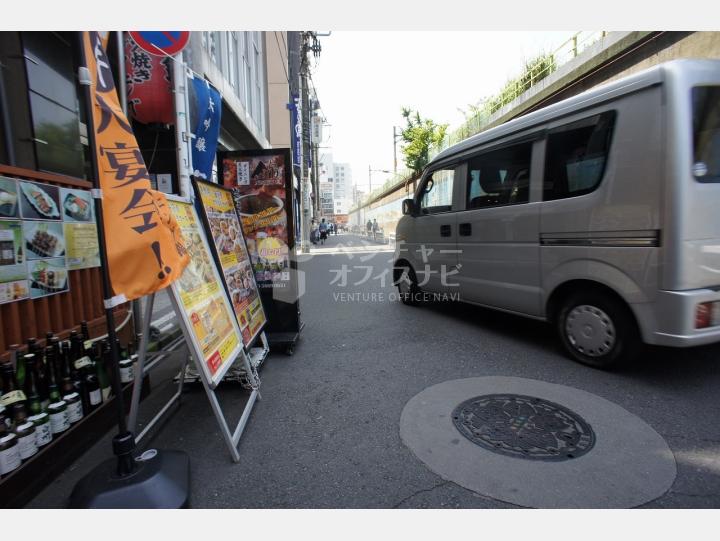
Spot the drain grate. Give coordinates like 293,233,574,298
451,394,595,462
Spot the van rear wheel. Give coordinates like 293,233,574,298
556,291,640,369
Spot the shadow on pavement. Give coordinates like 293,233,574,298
416,294,720,382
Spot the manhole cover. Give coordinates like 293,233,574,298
451,394,595,461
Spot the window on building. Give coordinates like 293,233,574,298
252,32,262,125
22,32,84,178
543,111,616,200
227,33,237,90
208,32,219,65
466,142,532,209
244,32,253,116
236,32,247,107
419,167,455,213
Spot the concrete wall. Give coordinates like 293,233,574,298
599,31,720,84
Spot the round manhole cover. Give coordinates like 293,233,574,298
451,394,596,461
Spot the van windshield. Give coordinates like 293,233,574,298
692,86,720,182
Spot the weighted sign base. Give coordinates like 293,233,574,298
68,449,190,509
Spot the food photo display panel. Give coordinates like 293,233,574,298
166,199,245,387
18,180,62,221
193,179,267,348
59,187,95,223
0,220,29,304
23,221,66,259
0,177,20,219
27,257,69,299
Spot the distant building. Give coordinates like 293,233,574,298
332,162,352,215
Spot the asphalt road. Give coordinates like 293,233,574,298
29,233,720,508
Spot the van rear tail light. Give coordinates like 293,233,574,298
695,301,720,329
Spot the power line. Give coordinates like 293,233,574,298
273,31,290,85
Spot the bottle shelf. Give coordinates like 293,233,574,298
0,374,151,508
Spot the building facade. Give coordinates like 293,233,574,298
332,162,352,215
184,32,293,181
0,29,299,351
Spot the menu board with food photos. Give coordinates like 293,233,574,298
222,152,292,290
0,176,101,302
219,148,302,350
166,199,244,387
0,220,29,304
193,179,267,348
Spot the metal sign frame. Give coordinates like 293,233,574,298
166,200,267,461
167,290,261,462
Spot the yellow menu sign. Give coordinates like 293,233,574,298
167,200,241,384
194,180,267,347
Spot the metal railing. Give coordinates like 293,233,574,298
434,31,608,154
353,31,608,212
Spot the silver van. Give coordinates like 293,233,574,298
394,59,720,368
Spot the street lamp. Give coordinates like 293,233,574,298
368,165,392,195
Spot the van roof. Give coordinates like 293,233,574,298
430,58,720,167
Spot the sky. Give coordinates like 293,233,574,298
312,31,574,193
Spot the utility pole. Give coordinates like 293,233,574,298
312,131,320,218
393,126,398,173
299,32,312,253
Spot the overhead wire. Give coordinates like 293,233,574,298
273,31,290,85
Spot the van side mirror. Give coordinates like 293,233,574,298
402,199,416,216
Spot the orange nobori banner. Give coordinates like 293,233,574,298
82,31,189,301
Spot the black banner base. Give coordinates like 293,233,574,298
68,449,190,509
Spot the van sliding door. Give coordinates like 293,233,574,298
454,140,542,315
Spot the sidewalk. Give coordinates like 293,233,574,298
308,232,394,254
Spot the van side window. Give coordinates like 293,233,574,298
543,111,616,201
419,167,455,213
466,142,532,209
692,86,720,182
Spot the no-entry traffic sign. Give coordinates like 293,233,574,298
129,31,190,56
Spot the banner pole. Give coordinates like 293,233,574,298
77,31,136,476
115,30,145,347
70,32,190,509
